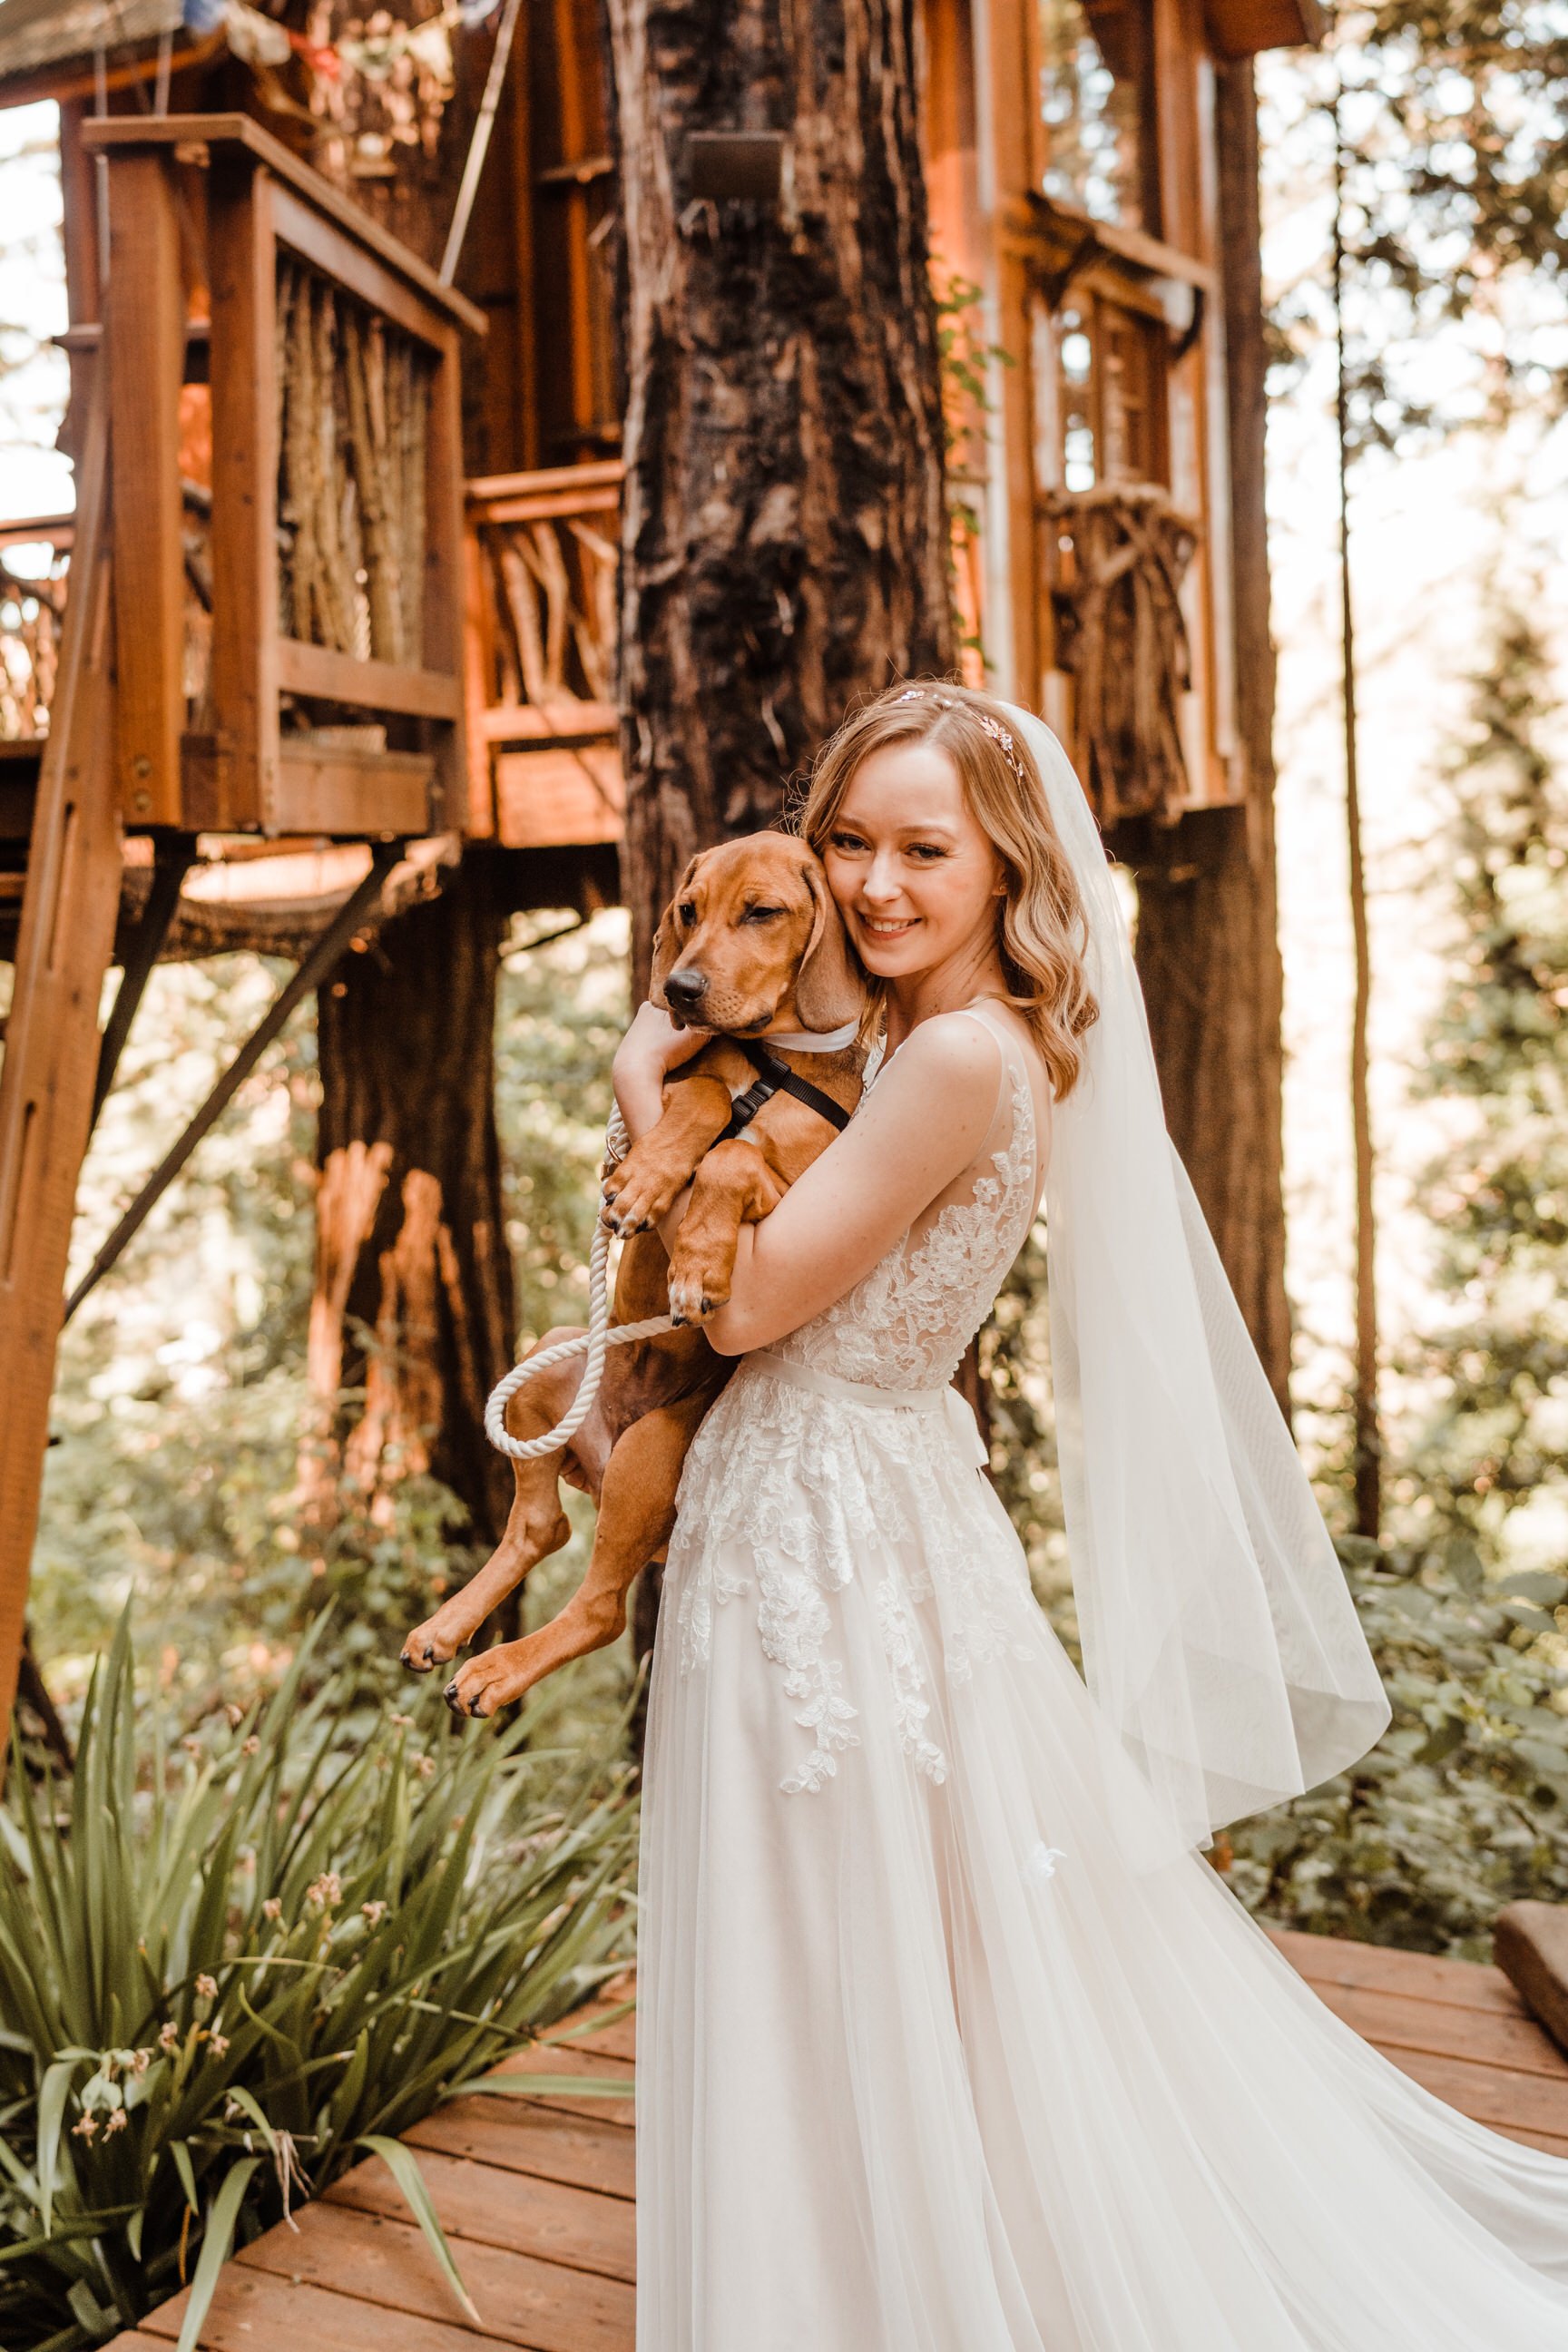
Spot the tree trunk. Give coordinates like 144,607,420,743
607,0,956,991
1333,77,1380,1537
1126,62,1292,1415
606,0,953,1707
309,854,517,1547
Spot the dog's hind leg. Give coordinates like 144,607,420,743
443,1386,711,1718
400,1328,584,1674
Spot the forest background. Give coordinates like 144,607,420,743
0,20,1566,1962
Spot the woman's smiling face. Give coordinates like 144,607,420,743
821,740,1003,985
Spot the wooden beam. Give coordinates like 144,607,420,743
269,183,456,354
1010,196,1220,295
270,747,434,838
0,385,120,1747
0,33,225,116
1204,0,1323,55
208,152,279,832
80,116,487,338
106,149,185,828
275,639,463,722
478,699,619,744
467,459,625,503
423,327,468,832
463,522,497,837
1495,1904,1568,2059
471,486,622,525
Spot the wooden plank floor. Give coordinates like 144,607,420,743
104,1935,1568,2351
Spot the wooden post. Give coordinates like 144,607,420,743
106,150,185,828
463,513,497,835
207,152,279,832
0,388,121,1743
424,325,468,832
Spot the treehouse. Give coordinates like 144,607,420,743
0,0,1316,1739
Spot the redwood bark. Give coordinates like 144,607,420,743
311,855,517,1545
607,0,956,989
1127,63,1292,1412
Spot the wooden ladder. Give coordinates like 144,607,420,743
0,378,122,1742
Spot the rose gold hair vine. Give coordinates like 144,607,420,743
891,687,1028,788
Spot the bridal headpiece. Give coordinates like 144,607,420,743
891,685,1030,791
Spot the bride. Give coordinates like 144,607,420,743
610,681,1568,2348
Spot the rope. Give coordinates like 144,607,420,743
484,1104,675,1462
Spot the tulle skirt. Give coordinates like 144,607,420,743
635,1358,1568,2349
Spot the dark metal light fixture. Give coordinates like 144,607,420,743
685,132,788,201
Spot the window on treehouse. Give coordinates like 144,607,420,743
1035,0,1158,233
1040,290,1169,494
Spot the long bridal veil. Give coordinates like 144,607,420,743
1008,703,1390,1859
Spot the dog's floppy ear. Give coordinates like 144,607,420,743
794,860,866,1032
649,857,701,1012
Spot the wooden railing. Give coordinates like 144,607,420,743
0,457,631,857
77,113,483,841
464,461,624,848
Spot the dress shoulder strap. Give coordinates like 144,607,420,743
946,1001,1047,1213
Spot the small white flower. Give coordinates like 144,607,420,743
1023,1841,1067,1886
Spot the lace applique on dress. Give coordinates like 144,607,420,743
668,1013,1044,1793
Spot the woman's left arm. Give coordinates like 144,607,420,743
699,1016,1004,1356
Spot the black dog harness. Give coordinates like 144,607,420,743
718,1038,853,1143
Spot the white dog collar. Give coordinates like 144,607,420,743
763,1019,861,1054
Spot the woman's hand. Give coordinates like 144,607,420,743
612,1002,711,1142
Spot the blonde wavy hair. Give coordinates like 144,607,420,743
799,681,1100,1099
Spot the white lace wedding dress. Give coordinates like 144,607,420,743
635,1004,1568,2349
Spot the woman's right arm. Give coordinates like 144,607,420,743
612,1003,712,1140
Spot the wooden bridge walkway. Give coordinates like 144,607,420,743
104,1933,1568,2352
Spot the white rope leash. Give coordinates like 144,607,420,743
483,1104,674,1463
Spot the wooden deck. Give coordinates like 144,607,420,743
103,1933,1568,2351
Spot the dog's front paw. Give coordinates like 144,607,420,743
666,1257,731,1327
400,1601,474,1673
601,1148,684,1235
443,1635,553,1720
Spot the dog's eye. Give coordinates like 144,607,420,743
678,900,697,924
740,905,784,924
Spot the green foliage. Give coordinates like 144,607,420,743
0,1615,637,2348
1396,602,1568,1565
496,910,632,1355
1266,4,1568,456
1225,1536,1568,1956
1226,598,1568,1958
932,266,1011,671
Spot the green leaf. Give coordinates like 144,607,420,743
175,2157,260,2352
444,2072,632,2100
170,2140,199,2214
36,2057,77,2236
353,2135,480,2325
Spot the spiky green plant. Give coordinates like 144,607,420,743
0,1615,637,2349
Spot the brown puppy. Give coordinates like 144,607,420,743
402,832,865,1720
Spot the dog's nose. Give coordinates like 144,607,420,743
664,968,709,1014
